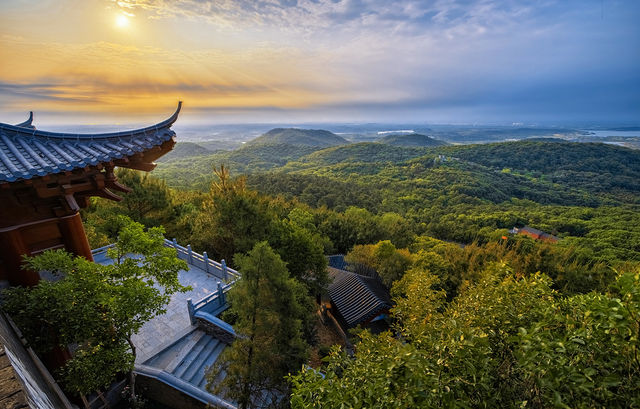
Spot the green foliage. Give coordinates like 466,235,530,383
114,169,172,224
153,143,322,190
268,218,328,294
207,242,312,408
283,142,430,171
514,274,640,408
438,141,640,202
1,217,189,395
345,240,414,287
192,166,272,262
290,265,640,408
378,133,448,147
248,128,348,147
189,166,328,293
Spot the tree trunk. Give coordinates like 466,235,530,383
240,276,260,409
127,336,137,399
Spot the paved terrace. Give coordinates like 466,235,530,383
92,240,238,363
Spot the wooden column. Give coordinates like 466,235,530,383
0,228,40,287
58,213,94,262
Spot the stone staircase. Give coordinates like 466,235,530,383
142,328,228,391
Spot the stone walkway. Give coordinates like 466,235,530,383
93,251,224,363
132,264,224,363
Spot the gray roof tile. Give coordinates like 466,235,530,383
328,267,392,328
0,102,181,182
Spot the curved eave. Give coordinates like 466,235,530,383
0,137,177,184
0,101,182,140
0,103,181,183
15,112,35,129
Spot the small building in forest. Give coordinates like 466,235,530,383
510,226,559,243
327,267,392,334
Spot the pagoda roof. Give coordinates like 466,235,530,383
0,102,181,183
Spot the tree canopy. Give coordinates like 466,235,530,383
208,242,313,409
290,265,640,408
1,217,189,397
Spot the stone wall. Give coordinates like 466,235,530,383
137,375,207,409
196,318,235,345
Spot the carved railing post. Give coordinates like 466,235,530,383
203,251,209,273
221,259,228,281
217,281,224,307
187,299,196,325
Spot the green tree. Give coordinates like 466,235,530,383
378,212,414,248
115,168,172,225
207,242,311,409
2,217,189,399
268,218,328,295
345,240,414,287
290,264,640,408
193,165,272,262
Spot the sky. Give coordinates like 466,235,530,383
0,0,639,125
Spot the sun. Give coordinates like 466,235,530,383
115,14,130,28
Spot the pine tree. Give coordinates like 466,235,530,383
207,242,311,409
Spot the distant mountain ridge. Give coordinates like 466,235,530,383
157,142,212,162
378,133,448,147
248,128,349,147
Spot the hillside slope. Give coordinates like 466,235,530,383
157,142,213,162
248,128,349,147
283,142,429,172
153,143,320,190
438,141,640,198
378,133,448,147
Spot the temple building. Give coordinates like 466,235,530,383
0,104,240,408
0,103,181,287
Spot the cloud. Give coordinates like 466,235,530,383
108,0,538,34
1,1,638,122
0,35,356,114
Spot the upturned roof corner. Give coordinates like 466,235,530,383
0,102,182,183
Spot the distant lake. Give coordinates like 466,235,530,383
581,130,640,137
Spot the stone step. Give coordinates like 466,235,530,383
181,337,219,384
164,330,206,373
191,340,227,388
172,335,211,379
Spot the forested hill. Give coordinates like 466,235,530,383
247,128,349,147
439,141,640,198
156,141,212,162
378,133,448,147
152,143,320,190
440,140,640,173
282,142,430,171
154,139,640,206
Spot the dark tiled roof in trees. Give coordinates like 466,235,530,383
0,102,181,182
328,267,391,328
327,254,348,270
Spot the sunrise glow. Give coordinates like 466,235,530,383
0,0,638,124
115,14,129,28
